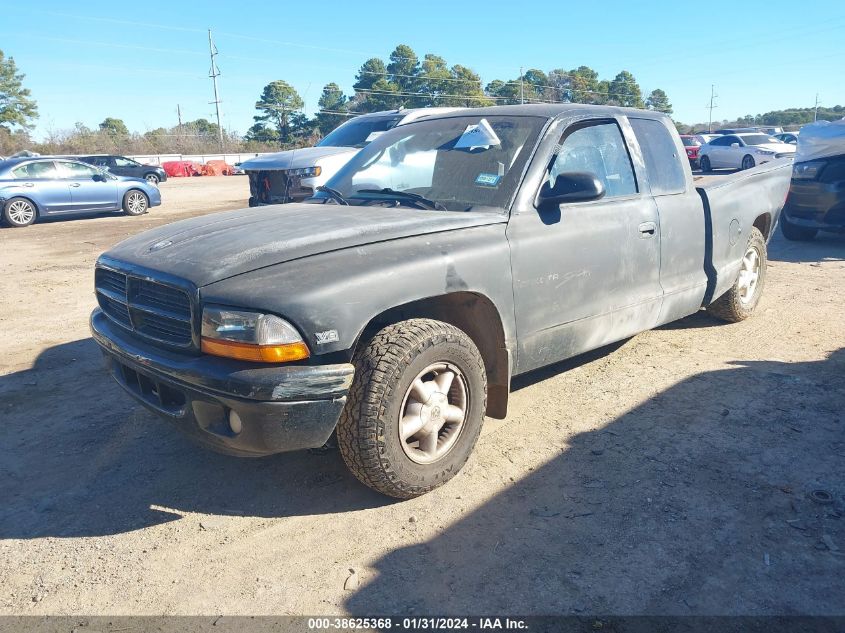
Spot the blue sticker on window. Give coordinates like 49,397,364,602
475,173,501,187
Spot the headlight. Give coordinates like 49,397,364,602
201,306,310,363
288,166,321,178
754,149,775,156
792,161,824,180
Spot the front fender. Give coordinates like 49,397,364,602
199,223,516,361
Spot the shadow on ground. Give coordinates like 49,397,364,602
768,230,845,263
346,349,845,615
0,338,391,538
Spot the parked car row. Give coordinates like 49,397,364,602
679,131,797,171
699,133,796,171
0,156,161,227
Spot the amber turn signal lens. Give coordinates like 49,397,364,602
201,337,310,363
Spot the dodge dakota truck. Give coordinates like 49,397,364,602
90,104,790,498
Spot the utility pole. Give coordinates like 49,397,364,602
706,84,718,133
814,93,820,121
177,104,182,132
208,29,224,152
520,66,524,104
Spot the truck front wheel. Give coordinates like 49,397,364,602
337,318,487,499
706,227,767,322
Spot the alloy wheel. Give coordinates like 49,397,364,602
127,192,147,214
7,200,35,225
737,244,761,304
399,362,468,464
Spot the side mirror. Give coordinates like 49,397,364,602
536,172,605,209
92,173,107,182
730,143,740,148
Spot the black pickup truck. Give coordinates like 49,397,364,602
90,105,790,498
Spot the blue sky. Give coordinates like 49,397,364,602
3,0,843,138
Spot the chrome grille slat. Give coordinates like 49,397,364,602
95,266,193,348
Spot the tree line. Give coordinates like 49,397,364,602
677,105,845,133
1,43,842,155
244,44,674,146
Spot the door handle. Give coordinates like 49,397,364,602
69,183,81,188
638,221,657,238
22,182,34,187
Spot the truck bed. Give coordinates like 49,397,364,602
692,159,792,304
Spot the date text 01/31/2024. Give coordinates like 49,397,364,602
307,617,528,630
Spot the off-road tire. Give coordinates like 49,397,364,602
2,197,37,227
780,216,818,241
122,190,149,216
337,319,487,499
707,227,767,322
701,155,712,172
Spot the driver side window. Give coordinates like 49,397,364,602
549,121,637,198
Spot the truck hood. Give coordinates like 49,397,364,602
103,203,506,287
239,146,358,171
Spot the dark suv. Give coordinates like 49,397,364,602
79,155,167,185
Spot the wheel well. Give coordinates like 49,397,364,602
753,213,772,239
355,292,511,419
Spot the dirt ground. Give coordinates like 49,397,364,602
1,176,843,616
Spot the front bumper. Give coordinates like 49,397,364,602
783,179,845,232
247,170,316,206
90,309,354,456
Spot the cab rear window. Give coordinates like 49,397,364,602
630,118,686,195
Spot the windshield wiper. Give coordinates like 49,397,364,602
315,185,349,206
356,188,446,211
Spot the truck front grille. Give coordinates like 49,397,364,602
95,267,194,348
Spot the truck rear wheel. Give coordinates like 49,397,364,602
706,227,767,322
337,318,487,499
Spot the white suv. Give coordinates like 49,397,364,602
242,108,456,206
699,133,795,171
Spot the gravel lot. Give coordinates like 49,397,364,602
1,176,844,616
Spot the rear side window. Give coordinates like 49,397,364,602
630,118,687,195
550,121,637,198
11,161,58,179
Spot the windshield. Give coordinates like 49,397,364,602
681,137,701,147
317,115,404,149
740,134,779,145
309,115,546,213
